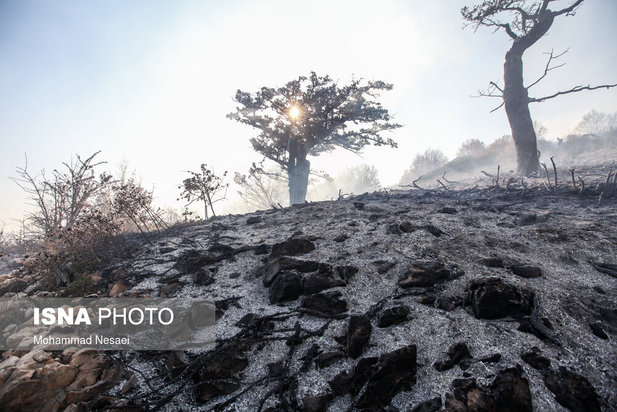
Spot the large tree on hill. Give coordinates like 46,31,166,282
228,72,401,204
462,0,616,176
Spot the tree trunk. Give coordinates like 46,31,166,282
503,48,540,176
287,140,310,205
502,14,555,176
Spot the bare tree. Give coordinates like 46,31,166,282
11,152,111,237
399,149,448,184
234,163,286,210
457,138,487,157
178,164,228,219
462,0,617,175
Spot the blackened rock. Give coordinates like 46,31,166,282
434,342,472,371
544,367,600,412
333,234,349,242
521,347,551,370
466,277,534,319
328,357,378,396
424,224,444,237
491,366,532,412
334,265,359,281
451,377,477,402
302,291,347,316
417,295,437,306
166,351,188,378
317,351,345,369
437,295,463,311
200,345,248,381
269,271,303,303
254,244,269,255
374,260,397,274
302,392,334,412
511,264,543,278
303,271,346,295
194,268,214,286
590,322,609,339
353,202,365,210
399,221,416,233
480,353,502,363
246,216,262,224
271,237,316,257
438,207,457,214
387,223,402,235
478,257,505,268
515,214,537,226
197,380,240,402
377,305,410,327
444,396,467,412
347,315,372,359
411,397,442,412
399,261,454,288
263,256,321,286
355,345,417,410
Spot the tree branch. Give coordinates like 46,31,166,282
551,0,584,17
526,48,568,90
529,83,617,103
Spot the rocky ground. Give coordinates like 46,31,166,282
1,164,616,411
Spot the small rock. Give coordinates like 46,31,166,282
510,264,543,278
317,351,345,369
424,224,444,237
374,260,397,274
399,261,455,288
377,305,410,327
466,277,534,319
515,214,537,226
301,291,347,316
386,223,402,235
478,257,505,268
434,342,472,371
479,353,502,363
399,221,416,233
347,315,372,359
269,271,303,303
108,280,132,297
544,367,600,412
353,202,365,210
303,271,345,295
521,347,551,370
590,322,609,339
271,237,316,257
438,207,457,214
302,393,334,412
411,397,442,412
194,268,215,286
160,283,182,296
417,295,437,306
254,244,269,255
491,366,532,412
333,234,349,242
334,265,359,281
246,216,262,224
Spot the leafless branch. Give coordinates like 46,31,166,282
529,83,617,103
526,49,568,90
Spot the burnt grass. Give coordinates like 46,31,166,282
6,169,617,411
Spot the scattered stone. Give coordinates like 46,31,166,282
399,221,416,233
374,259,397,274
479,353,502,363
108,280,132,297
317,351,345,369
377,305,410,327
515,214,537,226
353,202,365,210
303,270,345,295
194,268,215,286
301,291,347,316
437,295,463,311
466,277,534,319
159,246,176,254
478,257,505,268
246,216,262,224
347,315,372,359
254,243,269,255
510,264,543,278
399,261,455,288
263,256,321,286
417,294,437,306
521,347,551,370
387,223,402,235
333,234,349,242
424,224,444,237
355,345,417,410
438,207,457,214
269,271,303,303
160,282,182,296
490,366,532,412
411,396,442,412
175,249,234,273
590,322,609,339
271,237,316,257
328,357,378,396
197,345,247,402
544,367,600,412
433,342,472,371
334,265,359,281
302,392,334,412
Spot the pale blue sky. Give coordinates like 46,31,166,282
1,0,616,229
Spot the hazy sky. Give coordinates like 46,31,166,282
1,0,616,229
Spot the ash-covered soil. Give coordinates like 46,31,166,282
1,168,617,411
